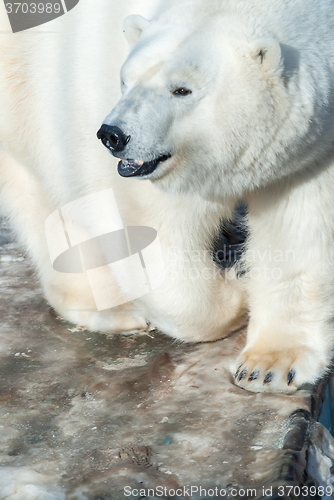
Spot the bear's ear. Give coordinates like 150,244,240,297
123,15,150,47
249,38,281,72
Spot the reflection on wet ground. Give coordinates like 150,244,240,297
0,217,333,500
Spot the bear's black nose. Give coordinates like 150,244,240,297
97,124,130,153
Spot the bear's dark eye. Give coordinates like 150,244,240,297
172,88,192,96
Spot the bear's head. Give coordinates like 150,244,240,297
97,3,332,203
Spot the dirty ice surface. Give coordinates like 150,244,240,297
0,216,322,499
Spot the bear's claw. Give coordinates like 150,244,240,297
287,369,296,385
237,369,248,381
263,372,274,384
248,370,259,382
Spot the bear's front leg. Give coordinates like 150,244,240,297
232,175,334,393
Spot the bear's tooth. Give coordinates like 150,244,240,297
137,160,144,165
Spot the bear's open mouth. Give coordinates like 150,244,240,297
117,154,172,178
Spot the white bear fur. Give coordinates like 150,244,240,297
102,0,334,392
0,0,246,348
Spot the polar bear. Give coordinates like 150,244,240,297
98,0,334,393
0,1,245,349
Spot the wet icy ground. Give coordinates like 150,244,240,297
0,217,333,499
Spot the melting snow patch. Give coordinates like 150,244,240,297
0,467,65,500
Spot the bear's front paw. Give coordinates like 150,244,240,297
231,345,328,394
